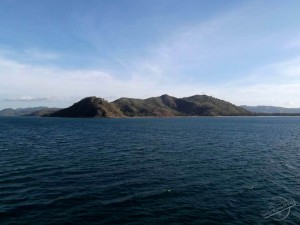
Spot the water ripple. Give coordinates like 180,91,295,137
0,117,300,224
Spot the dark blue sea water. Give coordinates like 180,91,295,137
0,117,300,225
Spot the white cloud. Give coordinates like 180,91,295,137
2,1,300,108
214,57,300,107
0,56,177,103
0,48,61,64
2,51,300,109
3,96,54,102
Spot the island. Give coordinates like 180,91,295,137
45,94,251,118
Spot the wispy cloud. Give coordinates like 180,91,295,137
123,0,300,88
214,56,300,107
3,96,54,102
1,1,300,109
23,49,61,61
283,37,300,49
1,50,300,109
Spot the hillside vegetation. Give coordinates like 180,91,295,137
48,94,251,118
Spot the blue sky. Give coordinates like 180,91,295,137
1,0,300,109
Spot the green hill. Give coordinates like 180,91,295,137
47,94,251,118
49,97,125,118
113,94,250,117
112,94,180,117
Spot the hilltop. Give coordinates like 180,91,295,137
49,97,125,118
113,94,250,117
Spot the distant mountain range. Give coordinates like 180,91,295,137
0,107,60,116
3,97,300,118
240,105,300,114
48,94,251,118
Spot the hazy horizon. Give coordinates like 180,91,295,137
2,94,300,111
1,0,300,109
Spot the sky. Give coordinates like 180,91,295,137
1,0,300,109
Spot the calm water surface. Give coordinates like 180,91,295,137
0,117,300,224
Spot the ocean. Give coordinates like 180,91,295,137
0,117,299,224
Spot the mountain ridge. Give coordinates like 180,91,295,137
47,94,251,118
241,105,300,113
0,107,59,116
4,99,300,118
